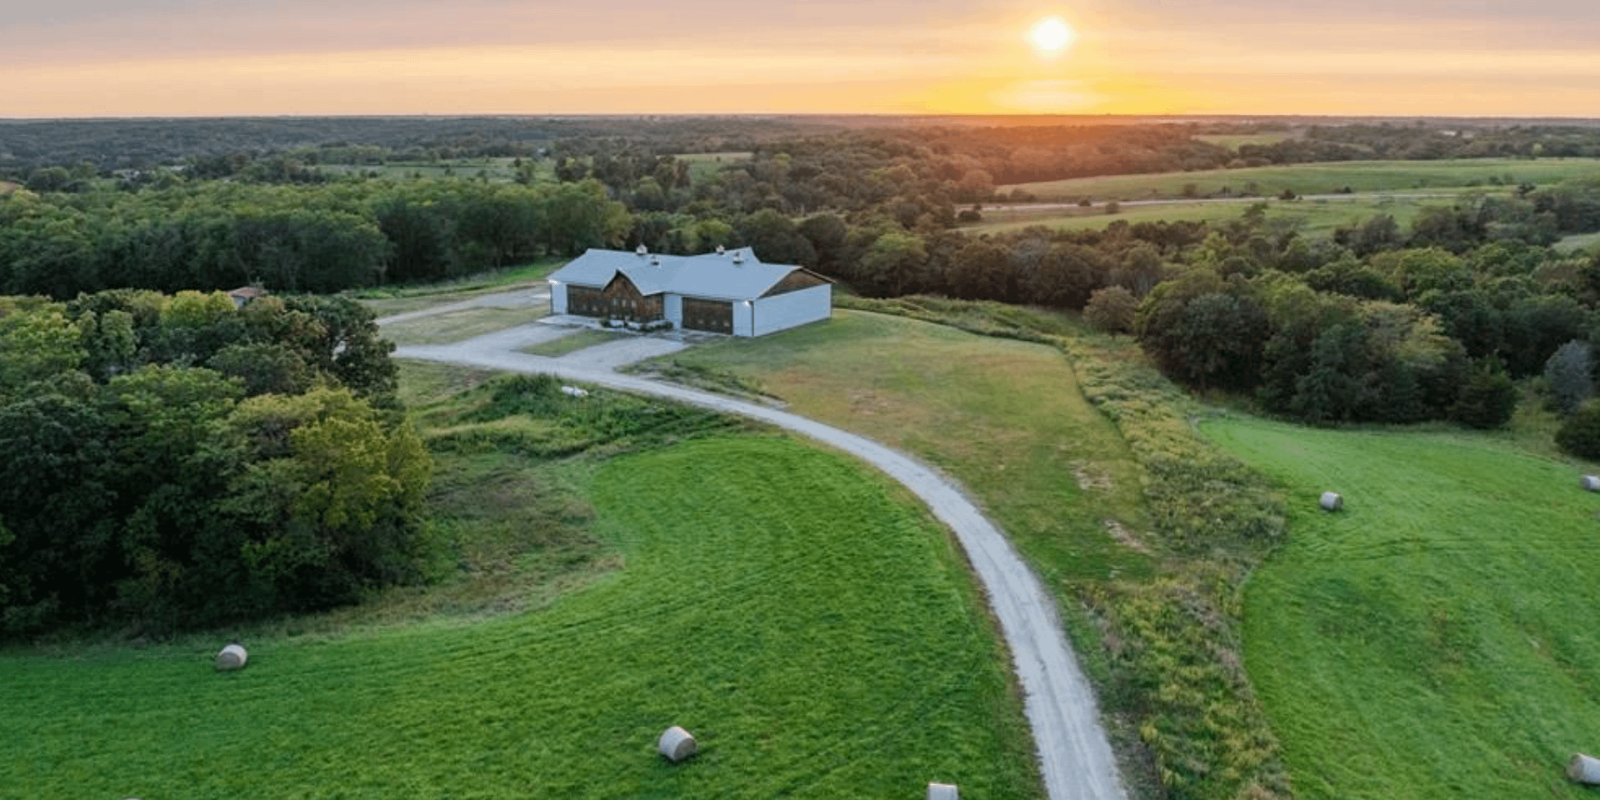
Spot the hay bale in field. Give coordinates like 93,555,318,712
215,643,248,671
1570,753,1600,784
1582,475,1600,492
658,726,696,763
927,783,959,800
1320,492,1343,512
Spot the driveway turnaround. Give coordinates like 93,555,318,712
392,327,1129,800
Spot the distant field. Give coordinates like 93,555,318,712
635,309,1154,592
1556,231,1600,254
0,436,1038,799
965,194,1442,237
315,157,549,183
1207,416,1600,800
674,151,751,181
999,158,1600,201
0,180,18,194
1194,132,1296,149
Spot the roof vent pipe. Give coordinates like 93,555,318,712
651,255,660,266
732,250,744,264
715,245,726,256
636,244,648,256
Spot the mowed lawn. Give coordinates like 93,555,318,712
1206,416,1600,800
638,310,1154,593
0,437,1038,799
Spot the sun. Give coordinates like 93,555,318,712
1028,17,1074,53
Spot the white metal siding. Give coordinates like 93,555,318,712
733,300,755,337
665,294,683,328
550,281,569,314
752,285,831,337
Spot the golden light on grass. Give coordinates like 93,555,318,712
1028,17,1074,53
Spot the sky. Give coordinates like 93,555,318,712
4,0,1599,118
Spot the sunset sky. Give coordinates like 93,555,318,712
5,0,1598,118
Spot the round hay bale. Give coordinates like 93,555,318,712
927,783,960,800
215,643,248,672
1569,753,1600,784
1320,492,1343,512
658,726,696,763
1582,475,1600,492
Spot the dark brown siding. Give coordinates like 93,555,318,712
600,274,663,322
761,269,830,298
681,297,733,333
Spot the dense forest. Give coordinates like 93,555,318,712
0,290,426,633
6,116,1600,634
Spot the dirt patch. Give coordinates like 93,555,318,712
849,389,894,417
1103,519,1150,554
1073,460,1114,492
0,181,19,195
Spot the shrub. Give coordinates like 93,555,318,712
1556,400,1600,460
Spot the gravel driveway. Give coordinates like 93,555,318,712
388,317,1128,800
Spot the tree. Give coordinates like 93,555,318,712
1544,340,1593,415
855,231,927,297
1450,358,1518,429
946,240,1014,302
1084,286,1137,336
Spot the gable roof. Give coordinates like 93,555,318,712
548,248,828,302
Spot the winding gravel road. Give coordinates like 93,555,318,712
386,309,1128,800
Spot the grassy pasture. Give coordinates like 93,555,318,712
0,424,1039,798
379,305,547,346
674,151,752,181
1556,231,1600,254
1206,416,1600,800
998,158,1600,202
1194,133,1296,149
964,195,1441,237
315,156,550,183
633,309,1154,593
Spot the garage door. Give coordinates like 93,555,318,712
681,297,732,333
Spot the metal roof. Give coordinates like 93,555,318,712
547,248,815,302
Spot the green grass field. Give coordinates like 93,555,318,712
674,152,751,182
634,309,1154,593
520,328,626,357
1194,133,1296,150
998,158,1600,202
964,195,1442,237
1557,231,1600,254
315,157,551,183
1205,416,1600,800
0,434,1040,799
380,306,547,346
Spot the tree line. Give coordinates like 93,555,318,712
0,290,428,635
0,179,631,296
